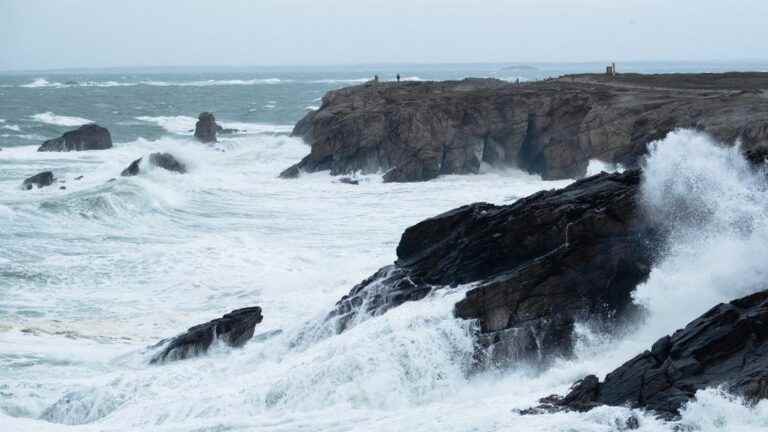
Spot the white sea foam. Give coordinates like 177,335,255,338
2,124,21,132
136,115,292,135
135,115,197,134
21,78,63,88
31,112,93,127
585,158,624,176
1,129,766,431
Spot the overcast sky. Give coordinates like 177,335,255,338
1,0,766,70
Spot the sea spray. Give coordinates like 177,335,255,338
634,130,768,338
4,129,768,431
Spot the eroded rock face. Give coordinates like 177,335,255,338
194,112,217,143
550,290,768,418
283,75,768,182
38,124,112,152
121,153,186,176
150,307,263,363
22,171,55,190
328,170,658,364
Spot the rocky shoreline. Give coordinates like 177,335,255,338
282,73,768,182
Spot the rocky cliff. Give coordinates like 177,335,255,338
282,74,768,181
327,170,659,364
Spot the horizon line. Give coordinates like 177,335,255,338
3,59,768,74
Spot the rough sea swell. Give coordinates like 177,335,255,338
2,65,768,431
2,128,767,431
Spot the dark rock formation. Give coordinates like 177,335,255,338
336,177,359,185
279,164,300,179
38,124,112,152
22,171,55,190
194,112,217,143
284,74,768,182
328,170,658,364
551,289,768,418
121,159,141,177
121,153,186,176
150,307,263,363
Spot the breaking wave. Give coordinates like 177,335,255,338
31,112,93,127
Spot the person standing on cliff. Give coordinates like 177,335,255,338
396,73,401,83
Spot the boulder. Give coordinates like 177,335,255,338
194,112,217,143
327,170,658,364
121,153,186,176
150,307,263,363
22,171,55,190
284,74,768,182
38,124,112,152
551,289,768,418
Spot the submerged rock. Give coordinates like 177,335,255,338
550,289,768,418
284,74,768,182
328,170,658,364
150,307,263,363
120,153,186,176
38,124,112,152
335,177,359,185
216,124,240,134
22,171,55,190
194,112,217,143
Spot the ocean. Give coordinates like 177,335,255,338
1,62,768,431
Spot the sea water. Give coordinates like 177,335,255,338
2,63,768,431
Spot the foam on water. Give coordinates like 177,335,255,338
31,112,94,127
2,129,767,431
135,116,292,136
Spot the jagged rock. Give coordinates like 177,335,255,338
150,307,263,363
552,289,768,418
22,171,55,190
121,153,186,176
328,170,658,364
284,73,768,182
194,112,217,143
121,159,141,176
38,124,112,152
279,164,301,179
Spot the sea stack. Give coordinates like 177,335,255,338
194,112,217,143
37,124,112,152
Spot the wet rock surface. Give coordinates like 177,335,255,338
549,289,768,418
194,112,218,143
38,124,112,152
328,170,658,363
22,171,55,190
150,307,263,363
284,74,768,182
121,153,186,176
